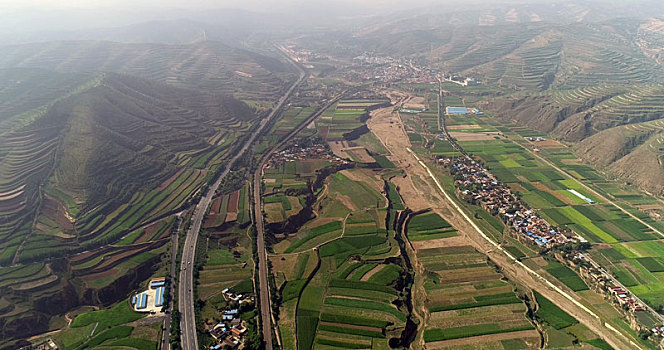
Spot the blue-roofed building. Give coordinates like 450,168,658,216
155,286,165,307
136,293,148,310
446,106,469,115
150,281,165,288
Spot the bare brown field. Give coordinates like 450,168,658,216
560,158,583,165
531,256,549,267
227,189,240,213
157,169,184,190
449,131,501,141
336,194,358,211
447,124,482,130
328,140,351,159
412,236,468,250
507,183,528,193
360,264,386,281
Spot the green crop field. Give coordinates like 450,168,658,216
270,161,408,349
534,291,579,329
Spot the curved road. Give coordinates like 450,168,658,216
178,47,305,350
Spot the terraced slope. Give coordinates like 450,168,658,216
488,84,664,141
0,40,295,104
486,83,664,194
467,21,664,90
0,69,268,346
0,72,256,265
576,119,664,195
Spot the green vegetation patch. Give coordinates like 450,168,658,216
367,264,402,285
534,291,578,329
318,324,384,338
70,301,143,331
373,155,396,169
430,292,520,312
545,261,588,291
320,312,391,329
424,324,534,342
324,297,406,322
316,338,370,349
636,257,664,273
408,213,451,231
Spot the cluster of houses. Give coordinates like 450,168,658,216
609,285,646,311
131,277,166,313
439,155,571,248
526,136,547,142
21,339,59,350
440,154,664,336
265,140,347,170
347,55,438,84
568,253,664,337
207,289,254,349
443,74,482,86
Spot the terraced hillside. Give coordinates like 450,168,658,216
466,20,664,90
0,40,296,105
0,64,281,345
1,72,256,263
316,15,664,92
576,118,664,195
484,83,664,195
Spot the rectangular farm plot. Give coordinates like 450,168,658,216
407,211,457,242
543,261,588,292
417,243,534,347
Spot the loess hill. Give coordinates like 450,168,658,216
0,40,297,346
371,15,664,196
326,10,664,196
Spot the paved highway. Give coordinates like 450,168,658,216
178,47,305,350
253,94,341,349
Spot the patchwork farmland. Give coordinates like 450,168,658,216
264,99,420,349
411,218,539,349
387,84,660,348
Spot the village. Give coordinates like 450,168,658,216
438,154,664,337
439,155,572,248
206,289,254,350
264,138,349,170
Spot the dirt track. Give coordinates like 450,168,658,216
367,106,642,350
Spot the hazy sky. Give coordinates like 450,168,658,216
1,0,440,11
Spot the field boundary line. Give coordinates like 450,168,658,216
406,147,643,350
512,138,664,238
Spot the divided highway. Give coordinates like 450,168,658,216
177,48,305,350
